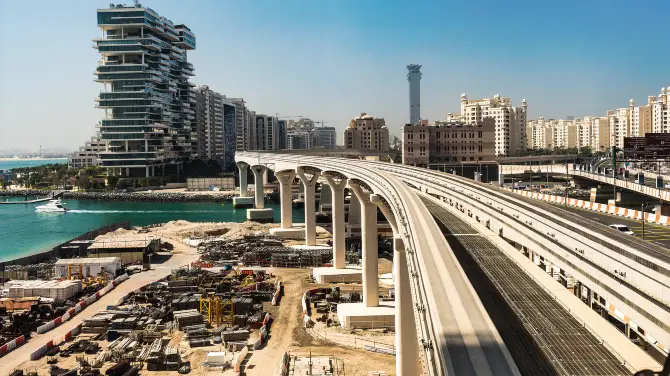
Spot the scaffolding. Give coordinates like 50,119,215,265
200,295,234,327
271,250,329,268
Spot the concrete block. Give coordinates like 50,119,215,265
247,208,274,223
233,196,254,208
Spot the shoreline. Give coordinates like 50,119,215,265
0,189,277,203
0,157,67,161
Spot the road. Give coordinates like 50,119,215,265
7,246,199,372
547,202,670,248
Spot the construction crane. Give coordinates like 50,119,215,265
275,114,304,120
313,121,335,128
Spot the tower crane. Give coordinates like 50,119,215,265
314,121,335,127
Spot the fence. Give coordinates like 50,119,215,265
187,177,235,191
306,328,395,355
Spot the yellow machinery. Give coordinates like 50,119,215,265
67,264,83,280
200,295,234,327
240,274,256,288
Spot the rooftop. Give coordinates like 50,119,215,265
55,257,121,265
89,239,154,250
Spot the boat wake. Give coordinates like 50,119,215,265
67,209,218,214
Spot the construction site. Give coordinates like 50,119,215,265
1,216,397,376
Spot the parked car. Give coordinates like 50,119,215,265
609,224,635,236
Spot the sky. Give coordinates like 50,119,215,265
0,0,668,151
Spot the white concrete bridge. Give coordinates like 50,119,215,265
236,152,667,375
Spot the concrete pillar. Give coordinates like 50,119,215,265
125,167,130,177
145,166,150,177
393,235,421,376
251,166,266,209
263,168,269,184
322,173,347,269
297,168,321,246
371,194,397,234
348,190,361,225
544,260,552,274
238,163,248,196
319,184,332,211
276,171,296,229
351,183,378,307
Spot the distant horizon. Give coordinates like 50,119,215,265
1,0,668,150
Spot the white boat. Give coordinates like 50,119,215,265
35,199,68,213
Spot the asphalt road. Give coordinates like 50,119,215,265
548,202,670,248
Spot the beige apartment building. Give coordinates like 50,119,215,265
344,113,389,151
445,94,527,157
527,116,610,152
651,87,670,133
402,118,495,166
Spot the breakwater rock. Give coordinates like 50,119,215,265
0,190,275,203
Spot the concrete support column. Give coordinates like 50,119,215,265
125,167,130,177
371,194,397,234
544,260,552,274
319,184,332,212
276,171,296,229
322,173,347,269
297,168,321,246
263,168,269,184
348,190,361,225
350,183,378,307
251,166,267,209
238,163,249,196
145,166,150,178
393,235,421,376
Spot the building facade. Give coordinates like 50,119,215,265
194,85,224,161
94,4,196,177
249,114,280,151
344,113,389,151
402,118,495,166
313,127,337,148
449,94,527,157
407,64,422,124
68,136,109,169
286,130,313,149
526,86,667,151
651,87,670,133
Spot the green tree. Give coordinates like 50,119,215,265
107,176,119,189
115,179,130,190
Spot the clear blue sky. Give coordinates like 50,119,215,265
1,0,668,151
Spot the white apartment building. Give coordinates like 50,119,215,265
451,94,527,157
650,87,669,133
526,118,556,149
68,136,108,169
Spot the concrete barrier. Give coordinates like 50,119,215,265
234,346,249,372
36,274,128,335
505,188,670,226
0,335,25,358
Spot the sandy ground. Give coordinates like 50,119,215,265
8,221,395,376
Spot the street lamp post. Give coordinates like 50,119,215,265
564,187,572,211
641,203,651,240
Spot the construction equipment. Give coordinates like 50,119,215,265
67,264,83,280
199,295,234,328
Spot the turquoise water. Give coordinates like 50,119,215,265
0,200,304,262
0,158,67,171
